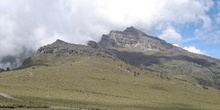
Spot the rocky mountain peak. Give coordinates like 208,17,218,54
123,26,146,36
124,26,136,31
98,26,172,52
50,39,69,46
55,39,65,43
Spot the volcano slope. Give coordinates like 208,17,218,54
0,31,220,110
99,26,220,90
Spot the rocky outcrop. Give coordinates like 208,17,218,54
37,39,97,56
87,40,99,49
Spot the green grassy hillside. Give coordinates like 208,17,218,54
0,56,220,110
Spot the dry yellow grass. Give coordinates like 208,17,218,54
0,56,220,110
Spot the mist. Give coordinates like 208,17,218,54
0,0,214,69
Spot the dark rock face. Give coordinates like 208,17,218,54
98,35,118,48
87,40,98,49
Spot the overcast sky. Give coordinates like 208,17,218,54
0,0,220,68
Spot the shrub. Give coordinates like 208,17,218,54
202,85,208,90
6,67,10,71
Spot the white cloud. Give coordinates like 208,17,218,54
216,1,220,24
184,46,206,55
217,12,220,23
159,27,183,44
173,44,179,47
0,0,215,68
195,28,220,44
193,1,220,45
199,15,212,28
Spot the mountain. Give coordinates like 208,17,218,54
1,27,220,109
20,39,112,68
98,26,220,89
20,26,220,89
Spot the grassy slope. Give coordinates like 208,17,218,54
0,56,220,110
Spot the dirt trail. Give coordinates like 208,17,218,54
50,106,95,110
0,92,22,101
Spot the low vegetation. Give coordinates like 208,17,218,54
0,55,220,110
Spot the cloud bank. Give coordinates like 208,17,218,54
183,46,206,55
159,27,183,44
0,0,216,68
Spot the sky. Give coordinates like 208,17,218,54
0,0,220,69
